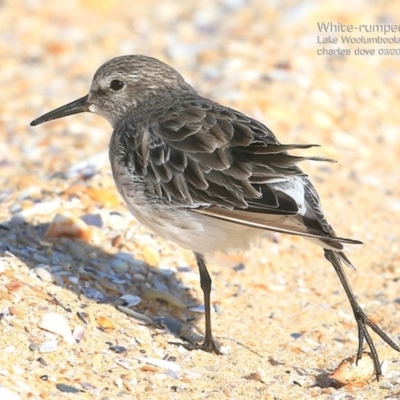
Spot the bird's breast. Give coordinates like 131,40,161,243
110,152,259,254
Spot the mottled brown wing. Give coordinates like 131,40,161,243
150,100,330,210
115,98,356,244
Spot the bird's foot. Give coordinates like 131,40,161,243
169,335,222,355
353,307,400,380
200,335,223,355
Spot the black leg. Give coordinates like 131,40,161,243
194,252,222,354
324,249,400,380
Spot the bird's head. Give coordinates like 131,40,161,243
30,55,193,128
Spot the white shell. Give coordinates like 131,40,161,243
38,312,75,345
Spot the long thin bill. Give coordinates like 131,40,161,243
30,94,90,126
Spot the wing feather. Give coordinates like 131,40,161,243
114,97,360,251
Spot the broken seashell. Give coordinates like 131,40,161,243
45,212,93,241
38,312,75,345
328,352,376,385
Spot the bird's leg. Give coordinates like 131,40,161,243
194,252,222,355
324,249,400,380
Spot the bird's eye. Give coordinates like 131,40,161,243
110,80,125,91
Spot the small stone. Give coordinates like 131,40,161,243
77,311,88,325
110,345,127,353
81,287,107,302
66,242,87,259
110,258,129,272
120,294,141,307
33,266,55,283
97,316,115,330
80,382,96,390
39,339,58,353
10,203,22,213
37,357,48,366
153,316,182,335
80,213,103,227
56,383,80,393
73,326,85,342
109,276,126,285
85,187,120,207
132,273,146,281
188,305,206,313
32,253,50,264
68,276,80,285
29,343,39,351
142,246,160,266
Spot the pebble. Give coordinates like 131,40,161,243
76,311,88,325
109,276,126,285
80,381,96,390
85,187,120,207
290,333,302,339
97,315,115,330
73,326,85,342
32,253,50,264
52,273,65,287
152,277,169,292
39,339,58,353
120,294,141,307
33,266,55,283
67,241,87,259
38,312,75,345
29,342,39,351
10,203,22,213
68,275,80,285
110,258,129,273
158,261,177,276
66,152,108,178
80,213,103,227
110,345,127,353
81,287,108,303
188,305,206,313
153,316,182,335
142,246,160,266
233,262,245,272
132,273,146,281
56,383,81,393
36,357,48,366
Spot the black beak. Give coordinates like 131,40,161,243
30,95,90,126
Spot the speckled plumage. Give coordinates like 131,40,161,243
31,55,399,378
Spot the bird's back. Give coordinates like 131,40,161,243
109,94,361,258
